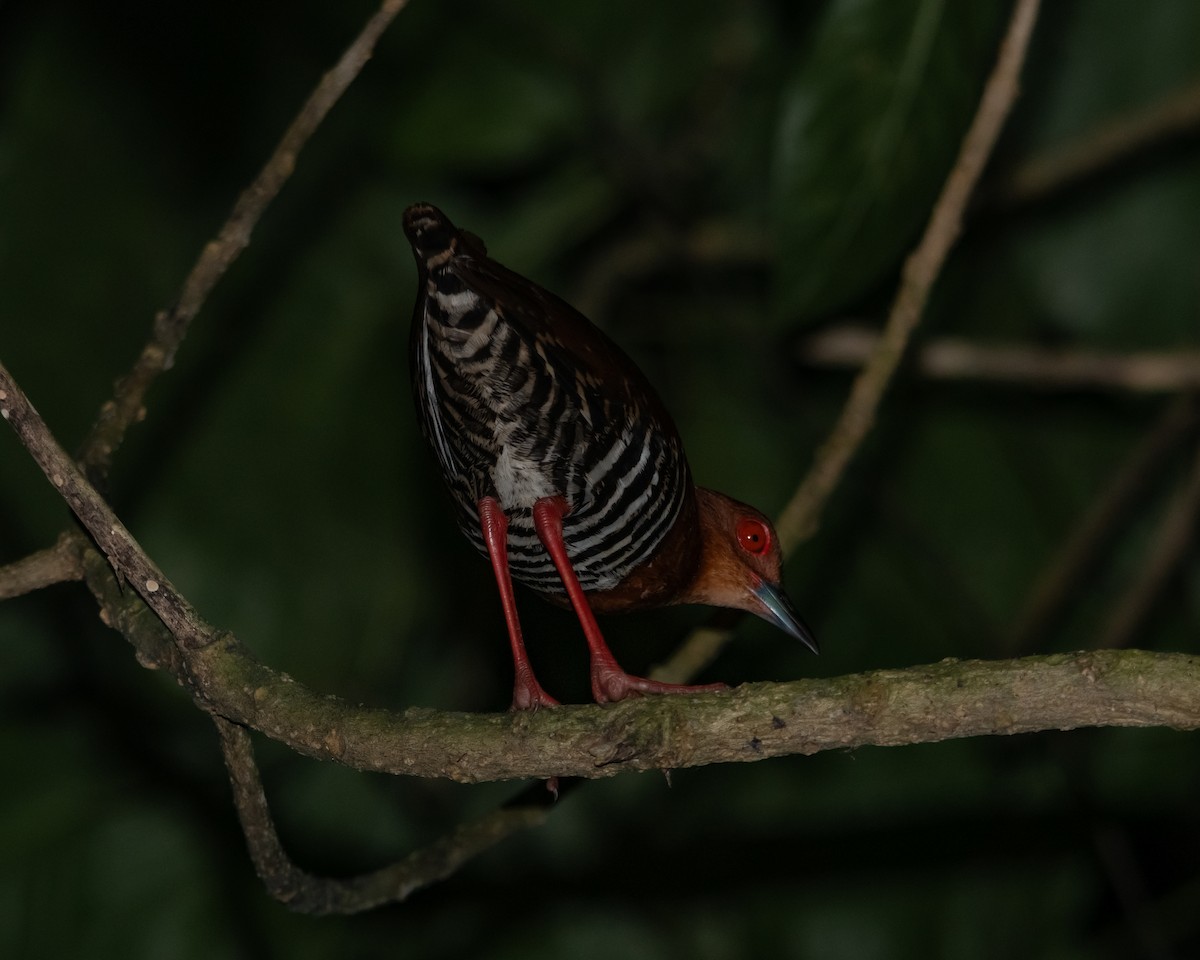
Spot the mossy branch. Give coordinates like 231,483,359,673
53,530,1200,784
8,359,1196,786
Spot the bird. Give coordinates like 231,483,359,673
403,203,817,709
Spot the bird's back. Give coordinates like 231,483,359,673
405,204,695,598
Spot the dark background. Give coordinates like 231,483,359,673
2,1,1198,957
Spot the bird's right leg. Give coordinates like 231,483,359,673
478,496,560,710
532,495,726,704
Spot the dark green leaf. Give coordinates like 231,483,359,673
772,0,1005,323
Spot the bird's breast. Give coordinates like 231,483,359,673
491,443,559,509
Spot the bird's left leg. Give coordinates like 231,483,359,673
531,495,726,704
479,495,560,710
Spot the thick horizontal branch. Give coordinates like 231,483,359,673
798,326,1200,392
190,641,1200,782
65,522,1200,785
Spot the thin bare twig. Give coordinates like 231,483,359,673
655,0,1043,684
3,0,553,912
76,0,410,482
5,0,410,619
798,326,1200,393
777,0,1040,549
1096,439,1200,650
0,532,83,601
1010,396,1200,653
572,220,770,320
995,76,1200,207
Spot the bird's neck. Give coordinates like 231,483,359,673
675,486,746,610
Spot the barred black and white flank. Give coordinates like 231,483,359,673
404,204,690,598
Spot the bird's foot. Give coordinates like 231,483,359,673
508,681,559,710
508,673,561,797
591,664,726,704
511,673,561,711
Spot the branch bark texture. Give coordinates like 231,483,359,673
149,635,1200,782
0,533,83,600
0,364,217,650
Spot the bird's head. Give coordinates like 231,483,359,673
683,487,819,653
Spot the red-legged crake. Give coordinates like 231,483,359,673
404,203,817,709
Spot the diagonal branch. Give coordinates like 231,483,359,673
4,349,554,911
1,362,217,650
76,0,410,483
1009,395,1200,654
994,75,1200,208
776,0,1042,550
2,0,411,631
1096,439,1200,650
655,0,1043,685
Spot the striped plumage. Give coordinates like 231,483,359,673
404,203,816,708
409,212,690,599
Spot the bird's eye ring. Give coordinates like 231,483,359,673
736,518,771,556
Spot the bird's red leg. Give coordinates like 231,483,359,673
532,495,726,704
478,496,559,710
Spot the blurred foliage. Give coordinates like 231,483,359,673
1,0,1199,958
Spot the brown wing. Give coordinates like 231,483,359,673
449,247,685,451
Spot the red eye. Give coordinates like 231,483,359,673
736,518,771,556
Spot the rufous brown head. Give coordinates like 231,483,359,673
682,487,819,653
